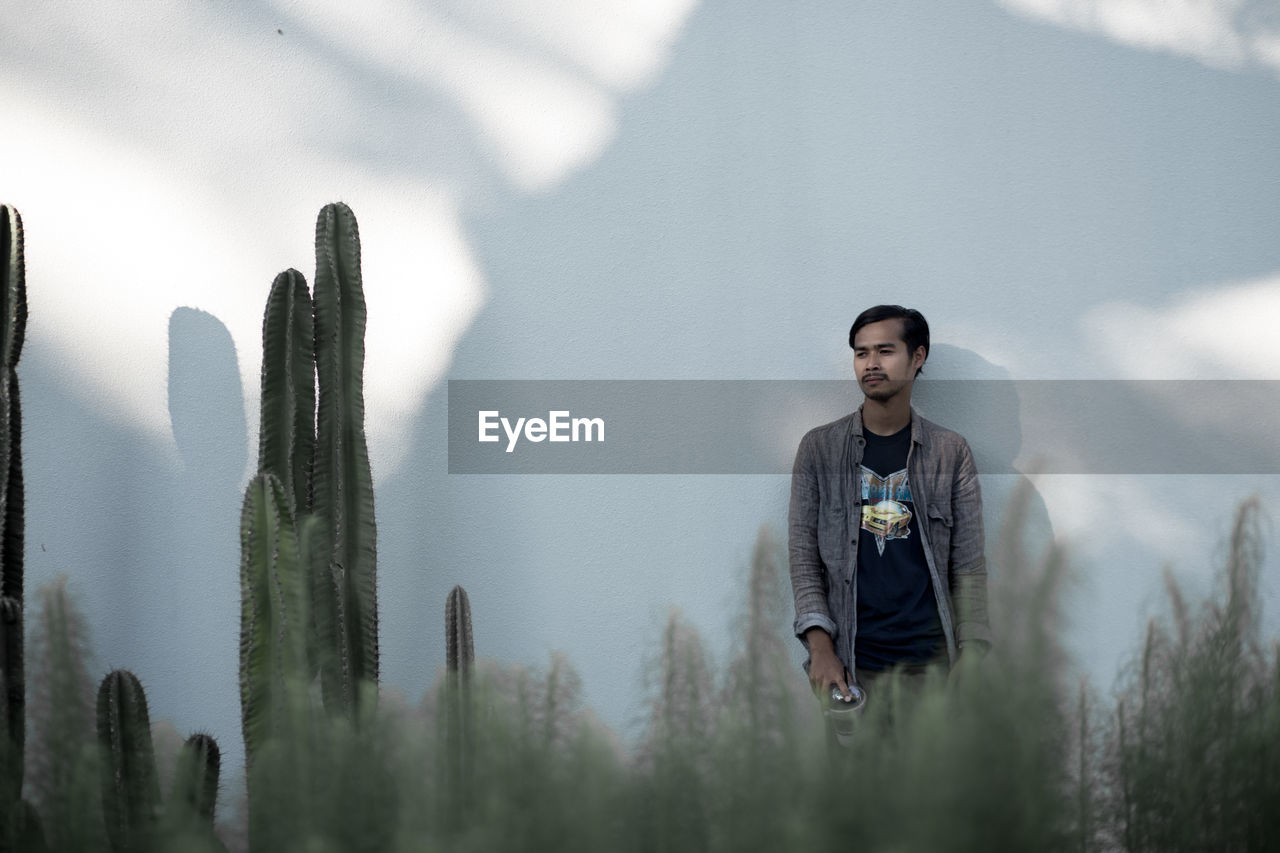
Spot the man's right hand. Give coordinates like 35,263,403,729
805,628,853,701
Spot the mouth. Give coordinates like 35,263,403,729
863,375,886,385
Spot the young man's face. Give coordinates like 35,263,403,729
851,318,926,402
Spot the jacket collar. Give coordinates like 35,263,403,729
851,403,924,447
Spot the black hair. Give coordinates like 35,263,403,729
848,305,930,376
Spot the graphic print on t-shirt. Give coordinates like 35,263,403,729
860,466,913,556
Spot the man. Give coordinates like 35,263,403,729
788,305,991,716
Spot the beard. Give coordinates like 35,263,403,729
860,375,906,401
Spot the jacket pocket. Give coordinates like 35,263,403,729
818,503,848,568
927,501,953,561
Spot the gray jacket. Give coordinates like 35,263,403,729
788,405,991,674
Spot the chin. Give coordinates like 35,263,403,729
862,386,900,402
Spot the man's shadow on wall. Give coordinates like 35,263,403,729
914,345,1057,653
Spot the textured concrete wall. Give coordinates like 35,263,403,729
4,1,1279,779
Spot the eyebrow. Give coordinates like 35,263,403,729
852,341,900,352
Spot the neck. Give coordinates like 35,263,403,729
861,393,912,436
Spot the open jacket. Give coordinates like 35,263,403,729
789,405,991,674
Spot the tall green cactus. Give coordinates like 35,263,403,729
311,202,378,714
238,472,308,769
97,669,161,853
443,585,475,827
0,206,24,605
257,269,315,518
251,204,378,720
0,204,29,847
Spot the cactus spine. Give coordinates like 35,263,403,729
97,669,161,853
0,203,31,849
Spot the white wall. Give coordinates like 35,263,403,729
4,0,1279,780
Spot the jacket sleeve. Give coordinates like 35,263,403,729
949,438,992,647
789,431,836,642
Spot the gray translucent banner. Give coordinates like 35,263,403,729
447,380,1280,475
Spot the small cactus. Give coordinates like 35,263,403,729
97,669,161,853
445,585,474,678
172,733,221,826
158,731,228,853
442,585,475,828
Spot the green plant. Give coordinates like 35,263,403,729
162,733,227,853
97,670,161,853
238,472,308,771
173,733,221,826
445,585,474,680
0,203,35,852
26,578,96,853
442,584,474,826
1107,498,1280,852
311,203,378,715
236,204,382,851
251,204,377,721
97,672,229,853
257,269,314,522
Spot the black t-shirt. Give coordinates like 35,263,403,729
854,424,945,671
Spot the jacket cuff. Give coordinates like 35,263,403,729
955,620,992,647
794,612,837,641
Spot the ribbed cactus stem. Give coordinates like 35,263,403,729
0,595,22,806
1,205,26,607
0,206,26,372
312,202,377,714
97,669,161,853
0,203,25,612
443,585,475,828
257,268,315,517
173,732,221,826
0,204,27,837
1,371,23,608
445,585,474,677
239,473,307,769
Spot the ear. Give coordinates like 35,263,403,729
911,345,927,370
